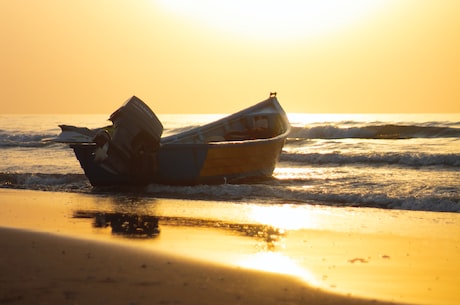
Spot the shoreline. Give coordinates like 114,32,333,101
1,188,459,305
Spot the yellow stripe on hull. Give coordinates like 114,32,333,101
199,140,285,178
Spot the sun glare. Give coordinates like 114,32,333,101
237,252,318,285
157,0,388,42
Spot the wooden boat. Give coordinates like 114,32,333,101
55,93,291,186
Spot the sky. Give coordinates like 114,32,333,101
1,0,459,114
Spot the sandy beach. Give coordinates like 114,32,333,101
1,188,459,305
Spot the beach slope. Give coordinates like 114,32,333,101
1,189,459,305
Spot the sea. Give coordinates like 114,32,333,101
1,112,459,213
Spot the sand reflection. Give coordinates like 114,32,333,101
73,206,320,289
73,209,285,247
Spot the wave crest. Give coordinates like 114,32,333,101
289,124,460,139
0,131,59,148
280,152,460,167
0,173,89,190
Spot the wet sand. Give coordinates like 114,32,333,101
1,228,396,305
1,189,459,305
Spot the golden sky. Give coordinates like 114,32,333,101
1,0,459,114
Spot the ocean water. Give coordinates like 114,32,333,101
1,113,459,212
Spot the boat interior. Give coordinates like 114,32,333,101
162,112,287,145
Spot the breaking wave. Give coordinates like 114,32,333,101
0,130,59,148
0,173,89,191
144,182,460,213
280,152,460,167
289,124,460,139
2,172,458,213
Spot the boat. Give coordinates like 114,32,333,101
54,93,291,186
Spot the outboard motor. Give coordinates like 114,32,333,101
94,96,163,183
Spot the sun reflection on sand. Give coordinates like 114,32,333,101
236,251,318,286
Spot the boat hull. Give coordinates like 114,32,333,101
65,94,291,187
71,135,286,186
156,136,285,185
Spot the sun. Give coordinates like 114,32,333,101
156,0,389,42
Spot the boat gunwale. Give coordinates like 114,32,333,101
160,96,291,145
